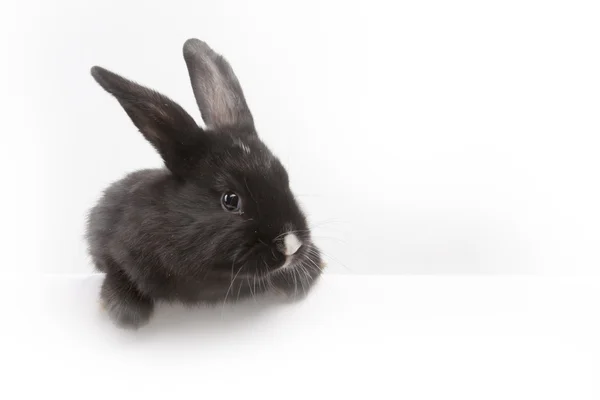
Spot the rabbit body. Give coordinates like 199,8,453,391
86,39,322,328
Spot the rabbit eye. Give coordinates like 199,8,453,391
221,191,242,213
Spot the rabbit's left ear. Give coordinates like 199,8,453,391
90,66,204,176
183,39,255,133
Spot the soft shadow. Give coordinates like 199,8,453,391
139,293,293,338
47,273,321,345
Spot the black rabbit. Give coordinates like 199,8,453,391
86,39,323,329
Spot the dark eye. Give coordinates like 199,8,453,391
221,191,242,213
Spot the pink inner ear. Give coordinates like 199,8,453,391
183,38,254,131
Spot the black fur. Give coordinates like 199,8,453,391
86,39,322,329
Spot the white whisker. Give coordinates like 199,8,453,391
298,263,312,280
294,267,307,297
309,235,348,245
222,265,244,312
291,268,298,298
236,279,243,301
274,229,310,241
305,244,351,272
304,256,322,273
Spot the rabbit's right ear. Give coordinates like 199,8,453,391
91,66,203,176
183,39,255,133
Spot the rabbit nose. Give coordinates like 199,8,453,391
279,233,302,256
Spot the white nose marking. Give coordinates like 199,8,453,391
283,233,302,256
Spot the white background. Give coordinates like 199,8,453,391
2,2,600,398
3,0,600,276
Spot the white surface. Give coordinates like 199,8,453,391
3,2,598,397
2,0,600,275
3,274,598,399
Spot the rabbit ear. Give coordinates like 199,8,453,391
91,66,203,176
183,39,255,132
